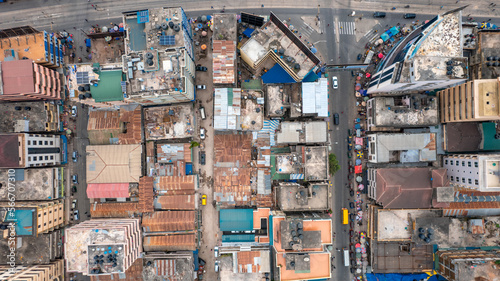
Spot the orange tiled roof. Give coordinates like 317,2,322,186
87,110,120,130
237,251,260,273
139,177,154,213
155,175,196,195
143,234,196,251
142,211,196,232
90,202,138,218
91,258,143,281
213,40,236,84
155,195,196,210
276,252,331,281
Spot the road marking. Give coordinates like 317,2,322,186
333,21,356,35
334,18,340,43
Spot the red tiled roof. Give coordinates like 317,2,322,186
139,177,154,213
86,183,130,198
143,234,196,251
154,195,196,210
1,60,35,95
90,202,138,218
142,211,196,232
155,175,196,195
0,134,20,168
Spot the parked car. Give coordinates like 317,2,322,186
373,12,386,18
74,210,80,220
196,65,208,72
214,246,219,257
349,202,355,209
196,85,206,90
72,151,78,162
200,128,206,140
404,13,416,19
350,213,355,221
72,174,78,184
72,186,77,193
215,261,220,272
72,199,77,209
199,151,206,165
71,106,77,117
201,194,207,205
334,113,339,125
357,53,362,60
350,189,355,197
331,76,338,89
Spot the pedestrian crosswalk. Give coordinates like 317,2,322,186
297,22,315,37
334,21,356,35
364,29,380,44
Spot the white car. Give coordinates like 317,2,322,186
214,246,219,257
332,76,338,89
197,85,206,90
200,128,206,140
74,210,80,220
71,106,77,117
72,199,77,209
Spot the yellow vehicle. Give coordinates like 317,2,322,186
201,194,207,206
342,208,349,225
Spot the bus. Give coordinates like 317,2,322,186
342,208,349,225
343,248,349,267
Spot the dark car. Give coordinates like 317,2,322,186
196,65,208,72
373,12,386,18
350,267,355,274
404,13,416,19
350,189,355,197
349,202,355,209
334,113,339,125
72,186,77,193
199,151,206,165
349,230,354,237
357,53,362,60
350,214,355,221
348,143,352,151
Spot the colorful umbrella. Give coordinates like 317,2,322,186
355,165,363,173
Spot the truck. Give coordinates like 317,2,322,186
343,248,349,267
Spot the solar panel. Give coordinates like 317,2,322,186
159,35,175,46
76,72,89,84
137,10,149,23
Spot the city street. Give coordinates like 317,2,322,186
1,0,498,280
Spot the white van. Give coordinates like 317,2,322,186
343,248,349,267
200,107,206,120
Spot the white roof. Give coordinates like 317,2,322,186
302,78,329,117
373,133,437,163
213,88,241,130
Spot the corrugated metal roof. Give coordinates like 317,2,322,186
155,175,196,195
139,177,154,213
154,195,196,210
213,88,241,130
154,259,176,278
301,78,328,117
86,183,130,198
91,258,144,281
213,40,236,84
86,144,142,184
87,110,120,131
142,211,196,232
143,234,196,251
220,209,253,231
90,202,138,218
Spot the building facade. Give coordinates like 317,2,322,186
0,133,62,168
443,154,500,191
436,249,500,281
0,259,64,281
439,78,500,123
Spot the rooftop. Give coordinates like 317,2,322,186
213,13,237,41
0,230,62,265
239,12,319,81
240,90,264,131
369,94,439,127
276,121,327,144
86,144,142,184
1,60,35,95
143,7,188,51
0,101,52,132
219,251,270,281
0,168,58,200
0,134,20,168
154,194,196,210
265,84,302,118
277,183,329,211
0,32,46,62
301,78,328,118
375,208,443,241
371,167,448,209
143,233,196,251
477,31,500,79
91,70,124,103
275,252,331,281
214,88,241,130
144,104,195,140
443,122,482,152
368,133,437,163
151,144,192,176
370,241,434,273
154,175,197,195
90,202,139,218
91,258,144,281
273,216,332,253
142,211,196,232
450,258,500,281
212,40,236,85
143,256,194,281
303,146,328,181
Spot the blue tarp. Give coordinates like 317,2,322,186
243,28,255,37
381,26,400,42
366,273,430,281
302,70,319,82
262,63,296,84
185,163,193,175
193,250,199,270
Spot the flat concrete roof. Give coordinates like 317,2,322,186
376,209,442,241
370,94,439,127
0,168,58,200
144,104,195,140
277,183,329,211
0,101,52,133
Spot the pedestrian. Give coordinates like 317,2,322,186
85,19,89,22
488,19,492,21
328,24,330,26
211,6,213,9
440,6,444,9
85,212,88,214
456,0,459,3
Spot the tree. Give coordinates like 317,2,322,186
329,153,340,175
189,141,200,149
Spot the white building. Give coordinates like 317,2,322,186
0,133,61,168
444,154,500,191
367,133,437,163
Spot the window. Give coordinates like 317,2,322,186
475,162,478,168
468,178,472,184
33,156,37,161
28,157,31,161
475,179,479,185
44,223,46,226
450,161,453,166
38,225,41,229
28,140,31,145
45,156,48,160
456,177,460,182
50,156,54,160
50,141,53,145
44,141,48,145
462,161,465,167
462,178,466,183
445,160,448,165
450,176,454,181
38,214,41,217
468,161,471,167
456,160,460,165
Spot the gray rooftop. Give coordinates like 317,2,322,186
276,122,327,144
0,168,59,201
0,101,54,133
144,104,195,140
375,209,443,241
368,133,437,163
0,230,62,265
303,146,328,181
277,183,329,211
265,84,302,118
280,219,322,251
213,14,237,41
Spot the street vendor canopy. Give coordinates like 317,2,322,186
355,165,363,174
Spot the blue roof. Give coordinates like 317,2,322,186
302,70,319,82
222,234,255,242
220,209,253,231
262,63,296,84
243,28,255,37
6,209,33,236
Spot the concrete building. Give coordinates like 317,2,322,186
366,94,439,129
144,104,195,140
0,27,63,69
468,30,500,80
122,7,195,104
0,168,63,201
367,133,437,163
443,154,500,191
275,121,327,144
0,133,62,168
65,219,142,276
0,60,63,101
213,88,264,131
219,208,271,245
0,259,64,281
273,146,329,181
439,78,500,123
0,200,65,237
368,11,467,94
0,101,60,133
276,182,329,212
0,229,63,265
142,253,195,281
301,78,328,118
239,12,320,82
265,84,302,118
212,14,237,85
436,249,500,281
367,167,448,209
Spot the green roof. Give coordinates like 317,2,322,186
482,122,500,151
219,209,253,231
90,70,124,102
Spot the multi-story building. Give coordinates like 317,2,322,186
0,168,63,201
122,7,195,104
0,133,61,168
439,78,500,123
0,101,60,133
0,259,64,281
65,219,142,276
0,27,63,69
212,13,237,86
0,60,63,101
436,249,500,281
367,133,437,163
368,11,467,94
443,154,500,191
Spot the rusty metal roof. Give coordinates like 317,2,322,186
91,258,143,281
154,195,196,210
155,175,196,195
142,211,196,232
139,177,154,213
143,234,196,251
90,202,138,218
213,40,236,84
